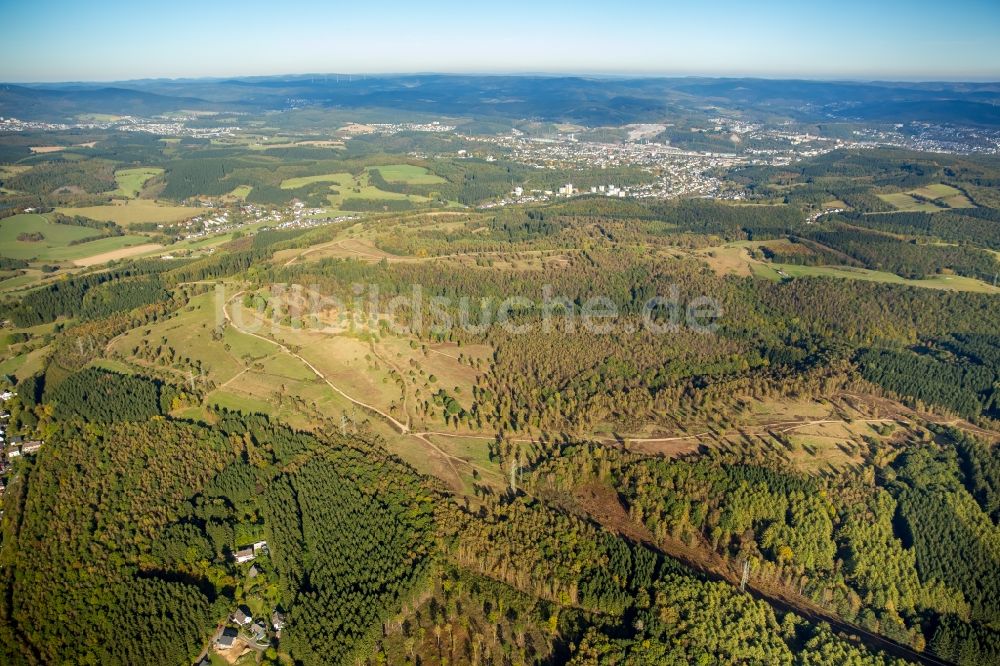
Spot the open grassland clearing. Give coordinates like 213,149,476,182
284,332,408,422
221,322,278,362
909,183,970,202
273,236,405,266
0,165,31,178
0,344,50,381
0,213,105,255
0,270,45,293
107,290,369,428
626,395,913,476
87,357,140,375
695,242,757,277
691,239,999,293
376,335,489,419
205,390,274,416
0,320,58,345
418,433,499,472
409,432,505,494
751,260,1000,293
108,291,245,387
222,184,253,200
231,301,405,406
228,293,489,434
909,183,955,198
279,172,355,190
368,163,447,185
114,167,164,198
56,198,198,226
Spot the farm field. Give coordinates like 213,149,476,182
878,183,975,211
75,113,124,122
279,172,355,190
369,163,447,184
0,213,102,257
56,199,198,226
279,170,434,208
72,242,164,266
877,192,941,212
43,235,154,262
910,183,959,198
0,213,149,261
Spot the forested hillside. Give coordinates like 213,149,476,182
2,102,1000,666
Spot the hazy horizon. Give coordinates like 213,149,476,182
5,71,1000,86
3,0,999,83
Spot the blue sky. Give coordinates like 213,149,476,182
2,0,998,82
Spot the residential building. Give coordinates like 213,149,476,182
216,627,238,649
20,441,42,455
232,607,252,626
250,621,267,642
233,547,255,563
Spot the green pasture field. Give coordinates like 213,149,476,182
909,183,961,199
114,167,164,198
224,185,253,200
280,171,433,208
0,213,147,261
877,193,941,212
279,172,355,189
878,183,975,212
369,164,447,184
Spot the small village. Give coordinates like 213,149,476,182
196,540,290,665
0,389,43,500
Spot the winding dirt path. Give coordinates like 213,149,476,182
223,292,508,489
224,292,409,433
